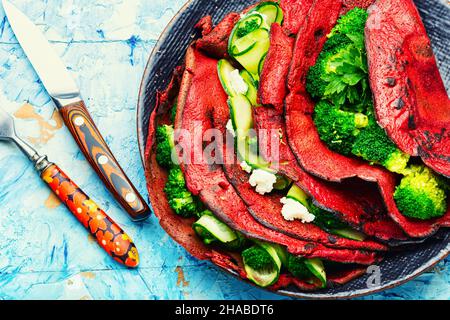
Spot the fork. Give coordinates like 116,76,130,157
0,107,139,268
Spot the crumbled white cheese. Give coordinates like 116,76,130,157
226,119,236,137
229,69,248,95
249,169,277,195
280,197,316,223
240,161,253,173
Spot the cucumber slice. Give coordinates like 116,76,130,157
222,231,247,251
286,184,310,208
230,28,267,57
229,29,269,56
254,240,288,267
331,228,367,241
228,13,265,48
274,4,284,24
240,145,270,170
236,133,270,170
243,242,282,287
304,258,327,288
258,52,268,76
228,94,269,169
240,70,258,105
272,245,288,267
229,94,258,165
218,59,248,97
251,2,280,26
193,214,238,244
228,94,253,135
231,29,270,78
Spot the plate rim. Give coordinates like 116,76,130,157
136,0,450,299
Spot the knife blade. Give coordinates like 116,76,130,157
2,0,150,221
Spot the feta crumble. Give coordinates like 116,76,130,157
229,69,248,95
226,119,236,137
280,197,316,223
249,169,277,195
240,161,253,173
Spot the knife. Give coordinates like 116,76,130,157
2,0,150,221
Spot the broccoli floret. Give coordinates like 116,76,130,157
286,254,313,280
321,42,370,110
164,167,200,218
242,246,274,270
323,33,353,52
156,124,176,168
328,7,368,39
355,112,369,128
394,165,448,220
306,50,334,99
168,192,198,218
308,7,411,174
314,101,368,155
306,8,370,111
383,150,411,174
165,166,186,189
236,19,260,38
158,124,202,218
307,35,353,100
351,118,410,174
308,200,348,230
195,227,216,245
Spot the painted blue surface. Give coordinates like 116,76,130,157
0,0,448,300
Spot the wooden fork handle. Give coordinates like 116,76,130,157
60,100,150,221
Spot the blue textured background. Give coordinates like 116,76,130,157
0,0,448,300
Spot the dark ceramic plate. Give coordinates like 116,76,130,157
137,0,450,299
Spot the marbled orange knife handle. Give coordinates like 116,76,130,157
60,100,150,221
42,164,140,268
